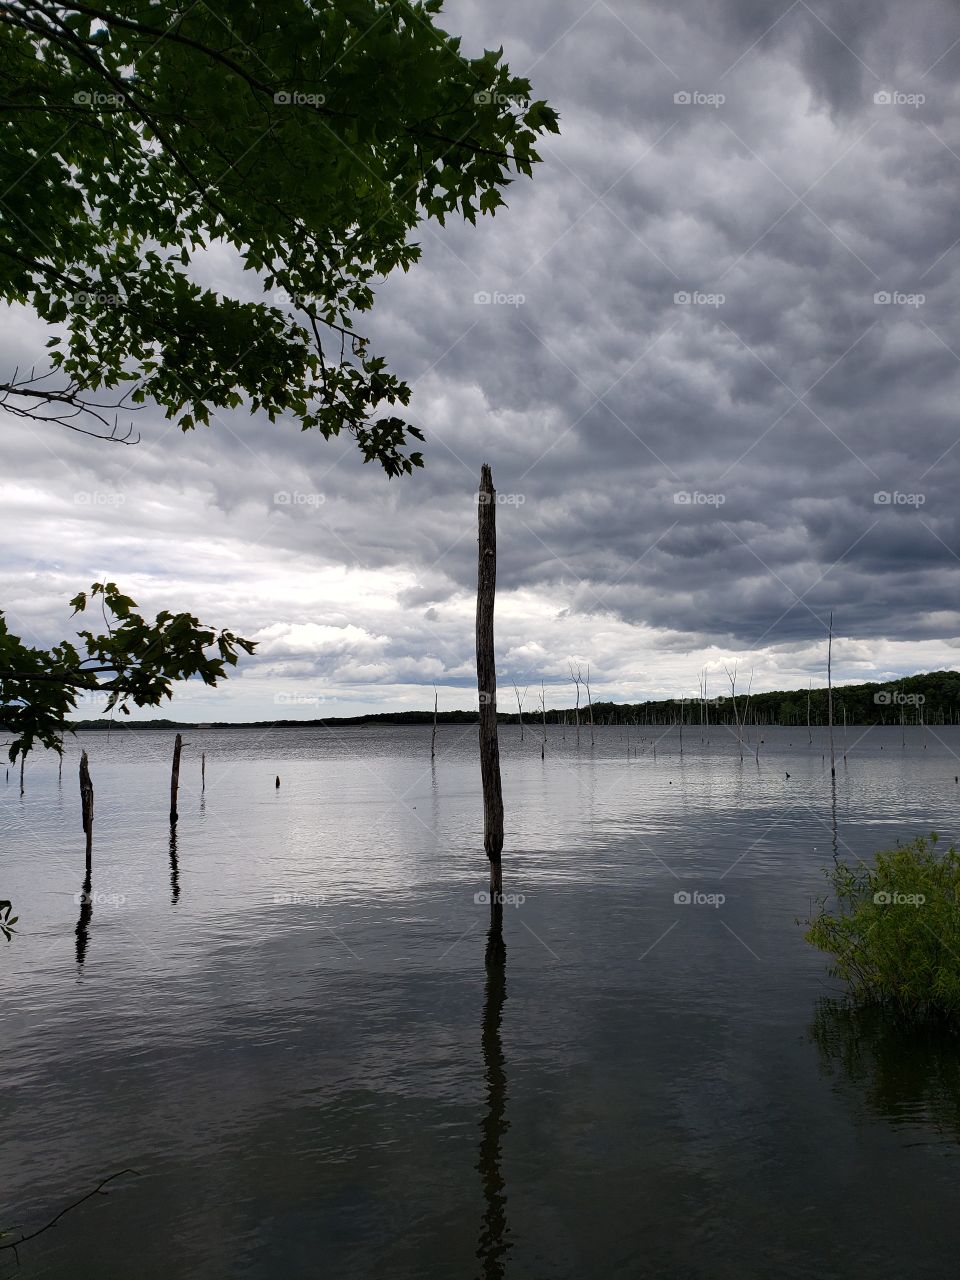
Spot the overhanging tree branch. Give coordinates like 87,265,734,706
0,0,558,473
0,583,255,761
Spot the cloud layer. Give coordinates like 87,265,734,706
4,0,960,718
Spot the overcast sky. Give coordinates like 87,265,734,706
4,0,960,721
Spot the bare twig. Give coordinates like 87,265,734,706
0,366,141,443
0,1169,139,1257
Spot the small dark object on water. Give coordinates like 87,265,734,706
786,772,790,778
275,776,280,788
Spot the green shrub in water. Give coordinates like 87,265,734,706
804,835,960,1020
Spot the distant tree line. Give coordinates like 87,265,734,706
55,670,960,733
580,670,960,728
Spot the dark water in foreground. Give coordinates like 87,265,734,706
2,723,960,1278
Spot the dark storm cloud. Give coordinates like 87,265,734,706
4,0,960,708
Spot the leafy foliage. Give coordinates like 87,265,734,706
0,582,255,760
804,835,960,1021
0,900,17,941
0,1,559,471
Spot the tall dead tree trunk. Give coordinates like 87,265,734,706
742,669,758,765
477,464,504,896
703,669,709,735
79,749,94,868
539,680,547,760
513,683,527,743
431,686,438,760
585,665,595,747
570,665,582,747
724,663,743,763
170,732,183,825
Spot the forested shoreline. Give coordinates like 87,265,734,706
59,669,960,731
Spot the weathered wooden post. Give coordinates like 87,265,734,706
431,687,438,760
477,464,504,897
201,751,206,793
79,749,94,867
19,752,24,796
170,732,183,825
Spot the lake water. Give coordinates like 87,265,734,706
3,722,960,1278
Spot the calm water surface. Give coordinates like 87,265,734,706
3,723,960,1278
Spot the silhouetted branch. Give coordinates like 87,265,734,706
0,367,140,443
0,1168,140,1261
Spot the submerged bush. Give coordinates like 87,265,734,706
804,835,960,1020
